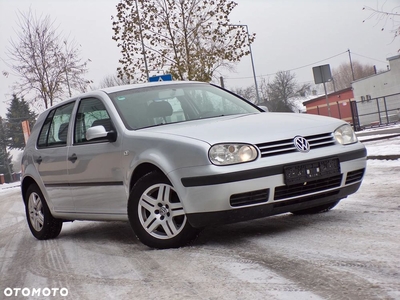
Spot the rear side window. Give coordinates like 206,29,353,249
37,102,75,148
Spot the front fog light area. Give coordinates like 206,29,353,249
334,124,358,145
209,144,258,165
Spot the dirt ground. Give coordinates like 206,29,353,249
1,159,399,300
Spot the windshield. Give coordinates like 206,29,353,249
108,83,261,130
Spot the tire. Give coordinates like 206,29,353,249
291,200,340,215
25,184,63,240
128,171,199,249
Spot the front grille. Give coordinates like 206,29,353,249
345,169,365,184
230,189,269,207
256,133,335,158
274,174,342,200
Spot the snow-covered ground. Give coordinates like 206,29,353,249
357,124,400,156
0,181,20,192
362,137,400,156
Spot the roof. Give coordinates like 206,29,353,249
302,87,353,105
99,80,204,94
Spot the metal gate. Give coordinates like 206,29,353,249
351,92,400,131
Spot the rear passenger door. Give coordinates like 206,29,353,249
68,97,126,216
36,101,75,213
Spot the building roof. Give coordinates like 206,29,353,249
302,87,353,105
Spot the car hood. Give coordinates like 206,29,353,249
140,113,345,145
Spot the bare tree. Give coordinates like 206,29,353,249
112,0,254,83
363,2,400,50
258,78,270,103
3,10,91,109
99,73,132,88
231,86,256,103
264,71,310,112
330,61,376,91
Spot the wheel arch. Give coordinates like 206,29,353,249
21,176,39,205
129,163,166,193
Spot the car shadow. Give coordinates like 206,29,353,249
55,209,351,249
59,220,140,245
192,209,351,247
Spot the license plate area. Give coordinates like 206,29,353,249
284,158,340,186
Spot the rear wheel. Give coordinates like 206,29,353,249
25,184,63,239
128,171,199,249
291,201,340,215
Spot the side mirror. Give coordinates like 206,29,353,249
258,105,269,112
86,126,117,142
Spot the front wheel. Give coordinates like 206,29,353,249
25,184,63,239
128,171,199,249
291,200,340,215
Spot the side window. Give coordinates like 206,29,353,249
37,102,75,148
74,97,112,144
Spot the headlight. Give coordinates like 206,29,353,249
334,124,358,145
209,144,258,165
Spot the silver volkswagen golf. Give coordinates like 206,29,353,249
21,81,367,249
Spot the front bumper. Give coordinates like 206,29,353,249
186,183,361,228
170,147,367,228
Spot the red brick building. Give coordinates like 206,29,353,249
302,87,354,124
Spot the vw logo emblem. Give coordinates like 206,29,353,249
293,136,310,153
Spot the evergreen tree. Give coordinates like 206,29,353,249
5,94,37,150
0,117,13,183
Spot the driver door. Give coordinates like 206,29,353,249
68,97,127,217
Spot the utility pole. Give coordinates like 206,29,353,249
348,49,355,81
231,24,260,104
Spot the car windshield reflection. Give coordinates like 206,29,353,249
108,83,260,130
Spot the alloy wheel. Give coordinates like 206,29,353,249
138,183,186,240
28,192,44,232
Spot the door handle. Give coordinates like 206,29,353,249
36,156,42,164
68,153,78,163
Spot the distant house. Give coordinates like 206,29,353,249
352,54,400,100
352,55,400,126
302,87,355,124
302,55,400,128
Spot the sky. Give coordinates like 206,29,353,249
0,0,399,118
